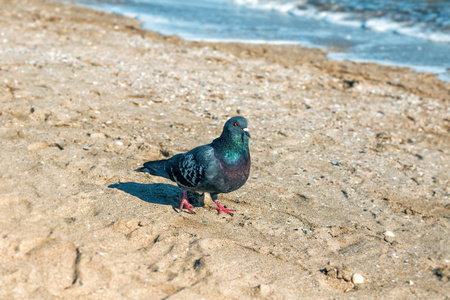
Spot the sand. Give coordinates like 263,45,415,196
0,0,449,298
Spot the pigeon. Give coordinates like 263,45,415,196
136,116,251,215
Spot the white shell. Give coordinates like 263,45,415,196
352,273,365,284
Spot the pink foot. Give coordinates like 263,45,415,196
180,191,195,214
213,200,234,216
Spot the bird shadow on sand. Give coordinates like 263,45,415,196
108,182,204,213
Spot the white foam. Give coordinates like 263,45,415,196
237,0,305,12
137,13,171,24
322,12,361,28
234,0,260,5
181,36,317,47
363,18,406,32
397,26,450,44
268,2,301,14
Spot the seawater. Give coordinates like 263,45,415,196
65,0,450,82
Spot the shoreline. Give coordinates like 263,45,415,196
73,0,450,84
74,0,449,82
1,0,449,298
56,0,450,100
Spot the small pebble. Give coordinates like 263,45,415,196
384,231,395,237
352,273,364,284
17,130,25,138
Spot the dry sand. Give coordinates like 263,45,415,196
1,0,449,298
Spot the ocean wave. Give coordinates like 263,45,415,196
233,0,450,45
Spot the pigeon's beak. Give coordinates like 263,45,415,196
243,128,251,138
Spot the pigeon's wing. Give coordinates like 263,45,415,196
166,145,217,189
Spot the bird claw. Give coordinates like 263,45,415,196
213,200,234,216
180,198,195,214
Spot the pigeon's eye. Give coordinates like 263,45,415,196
234,122,238,127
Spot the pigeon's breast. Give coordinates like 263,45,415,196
216,154,251,193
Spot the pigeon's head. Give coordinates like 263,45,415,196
223,116,251,139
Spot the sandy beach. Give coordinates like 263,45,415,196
0,0,449,298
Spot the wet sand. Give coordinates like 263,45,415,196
0,0,449,298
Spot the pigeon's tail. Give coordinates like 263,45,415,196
135,160,171,180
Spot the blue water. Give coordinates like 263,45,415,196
65,0,450,81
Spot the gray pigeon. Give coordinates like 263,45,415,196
136,116,251,215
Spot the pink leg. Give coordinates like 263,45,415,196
213,200,234,216
180,191,195,214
